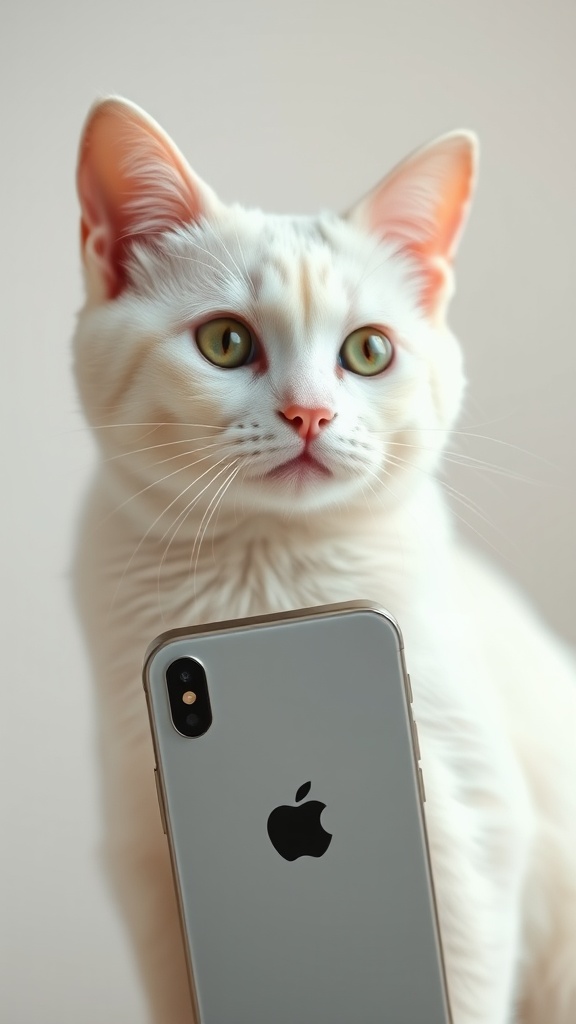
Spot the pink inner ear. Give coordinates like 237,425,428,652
349,132,477,316
415,261,446,315
77,99,209,298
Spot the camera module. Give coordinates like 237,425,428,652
166,658,212,737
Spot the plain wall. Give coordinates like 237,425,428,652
2,1,575,1021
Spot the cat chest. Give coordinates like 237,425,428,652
161,543,409,629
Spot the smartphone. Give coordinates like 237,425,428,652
143,602,451,1024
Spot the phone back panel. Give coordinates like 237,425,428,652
144,605,450,1024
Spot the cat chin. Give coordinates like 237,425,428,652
236,469,389,517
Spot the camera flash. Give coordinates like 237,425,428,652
182,691,197,705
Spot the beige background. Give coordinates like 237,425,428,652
2,1,575,1021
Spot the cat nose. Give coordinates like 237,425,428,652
279,404,335,441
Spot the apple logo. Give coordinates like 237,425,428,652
267,781,332,861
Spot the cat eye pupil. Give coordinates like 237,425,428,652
222,328,232,353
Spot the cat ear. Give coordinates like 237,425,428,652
77,97,218,299
347,132,478,319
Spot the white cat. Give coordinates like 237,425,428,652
73,97,576,1024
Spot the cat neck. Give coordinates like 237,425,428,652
98,461,450,558
76,471,456,672
91,470,452,616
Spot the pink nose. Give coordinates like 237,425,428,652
280,404,334,441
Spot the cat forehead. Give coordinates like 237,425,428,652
130,204,420,336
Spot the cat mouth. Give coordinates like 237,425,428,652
266,450,332,480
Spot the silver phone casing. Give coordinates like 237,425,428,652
144,604,450,1024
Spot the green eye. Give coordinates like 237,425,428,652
339,328,393,377
196,318,255,368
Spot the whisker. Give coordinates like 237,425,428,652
156,458,240,618
89,421,228,431
205,462,243,565
158,458,238,555
385,451,495,530
383,451,514,562
97,451,229,527
357,472,383,518
203,221,252,297
189,460,240,572
359,462,423,531
374,427,559,470
439,454,547,488
171,240,240,288
106,453,235,620
383,439,546,486
232,225,258,302
233,461,250,524
190,462,242,592
104,436,229,463
167,251,236,283
210,460,244,561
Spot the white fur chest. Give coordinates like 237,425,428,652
78,476,473,731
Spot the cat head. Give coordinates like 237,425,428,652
74,98,476,527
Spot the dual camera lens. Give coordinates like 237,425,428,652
166,658,212,737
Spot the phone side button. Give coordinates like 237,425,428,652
405,673,413,704
154,768,167,835
411,719,421,762
417,766,426,804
